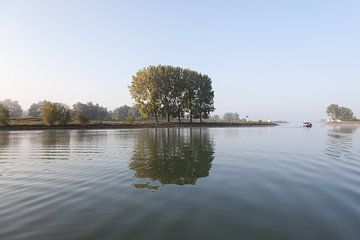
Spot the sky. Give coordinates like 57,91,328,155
0,0,359,121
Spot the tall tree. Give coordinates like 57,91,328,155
129,66,161,122
28,101,46,118
326,104,356,121
129,65,215,123
326,104,339,120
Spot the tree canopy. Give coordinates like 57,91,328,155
41,101,71,125
129,65,215,122
326,104,356,121
223,112,240,121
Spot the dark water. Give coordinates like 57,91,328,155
0,124,359,240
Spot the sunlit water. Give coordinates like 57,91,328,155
0,124,359,240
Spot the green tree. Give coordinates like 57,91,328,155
0,104,10,125
28,101,46,118
338,107,354,121
191,74,215,122
72,102,109,120
326,104,339,120
56,104,71,125
129,66,161,122
223,112,239,121
112,105,132,120
130,65,215,123
326,104,356,121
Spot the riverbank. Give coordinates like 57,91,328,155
325,121,360,125
0,119,277,131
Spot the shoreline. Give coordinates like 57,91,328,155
325,121,360,126
0,121,277,131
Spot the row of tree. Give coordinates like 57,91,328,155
326,104,357,121
0,99,142,125
129,65,215,123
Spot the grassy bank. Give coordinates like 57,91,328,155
0,118,277,131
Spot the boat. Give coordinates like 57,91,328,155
303,122,312,128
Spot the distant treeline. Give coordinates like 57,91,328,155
0,99,141,126
129,65,215,123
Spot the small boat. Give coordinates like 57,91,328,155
303,122,312,128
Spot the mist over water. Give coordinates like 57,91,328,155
0,125,359,239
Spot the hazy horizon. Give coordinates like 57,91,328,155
1,0,359,121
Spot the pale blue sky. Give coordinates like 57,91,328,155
1,0,359,121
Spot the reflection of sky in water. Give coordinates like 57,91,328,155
326,126,358,159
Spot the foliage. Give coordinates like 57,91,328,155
0,104,10,125
72,102,109,120
326,104,355,121
75,110,89,124
129,65,215,123
111,105,141,120
223,112,240,121
211,115,220,120
28,101,46,118
41,101,71,125
0,99,23,117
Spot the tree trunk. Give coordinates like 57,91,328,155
167,113,170,123
178,115,181,123
199,113,203,123
190,111,193,123
155,113,158,122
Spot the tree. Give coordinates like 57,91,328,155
338,106,354,121
41,101,71,125
41,101,58,125
0,99,23,118
326,104,356,121
195,74,215,122
223,112,239,121
211,115,220,120
72,102,109,120
28,101,46,118
0,104,10,125
56,104,71,125
112,105,132,120
130,65,215,123
326,104,339,120
75,110,89,124
130,66,161,122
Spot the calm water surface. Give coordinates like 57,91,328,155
0,124,359,239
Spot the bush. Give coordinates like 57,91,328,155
0,104,10,126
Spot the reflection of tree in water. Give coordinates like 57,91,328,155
130,128,215,189
326,126,357,158
0,132,9,147
41,130,71,147
40,130,71,161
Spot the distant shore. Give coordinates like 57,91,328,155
0,119,277,131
